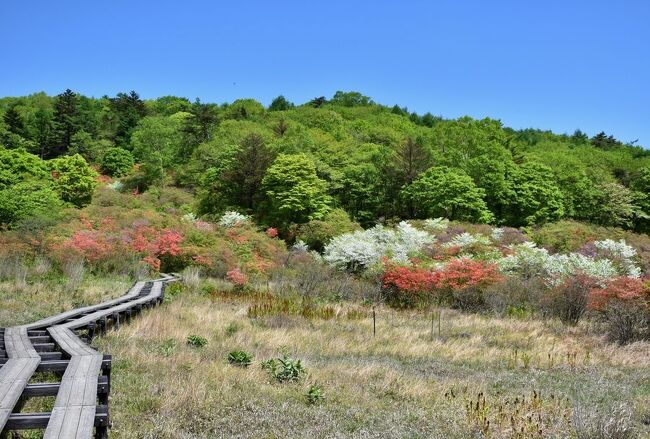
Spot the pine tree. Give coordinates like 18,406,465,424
3,106,25,136
50,89,79,157
109,91,147,148
182,98,219,148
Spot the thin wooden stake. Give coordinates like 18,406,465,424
372,306,376,337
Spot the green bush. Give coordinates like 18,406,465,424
0,181,64,227
100,147,135,177
228,350,253,367
186,334,208,348
306,384,324,405
48,154,98,207
294,208,361,252
261,354,306,382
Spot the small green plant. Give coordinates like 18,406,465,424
158,338,177,357
225,322,240,337
228,350,253,367
306,384,324,405
165,282,185,300
261,354,306,383
186,334,208,348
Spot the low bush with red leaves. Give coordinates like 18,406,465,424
381,258,503,309
588,277,650,344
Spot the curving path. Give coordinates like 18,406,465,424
0,274,178,438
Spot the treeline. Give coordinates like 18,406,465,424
1,89,649,233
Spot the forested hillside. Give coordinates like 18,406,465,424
1,89,649,233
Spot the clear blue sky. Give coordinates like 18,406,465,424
1,0,649,146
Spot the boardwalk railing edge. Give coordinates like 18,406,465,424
0,273,180,439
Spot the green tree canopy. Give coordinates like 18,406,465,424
503,162,565,226
0,181,63,227
0,147,49,189
49,154,98,207
403,166,494,223
261,153,331,225
100,147,135,177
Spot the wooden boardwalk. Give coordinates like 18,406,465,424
0,274,178,438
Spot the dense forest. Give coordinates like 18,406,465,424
1,89,649,234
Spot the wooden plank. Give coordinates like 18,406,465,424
24,282,146,330
0,327,41,432
3,405,108,430
1,276,177,437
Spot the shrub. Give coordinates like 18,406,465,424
186,334,208,348
226,267,248,287
0,181,64,227
541,273,598,325
381,264,438,308
219,211,249,228
294,208,361,252
323,221,434,271
100,147,135,177
261,354,306,383
306,384,324,405
588,277,650,344
484,277,547,316
436,258,504,311
48,154,98,207
228,350,253,367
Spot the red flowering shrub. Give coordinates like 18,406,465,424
588,277,650,344
226,268,248,291
435,258,503,291
435,258,504,311
381,258,503,309
382,263,439,308
382,264,438,293
266,227,279,238
588,277,649,312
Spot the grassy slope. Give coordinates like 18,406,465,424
0,276,130,327
93,292,650,439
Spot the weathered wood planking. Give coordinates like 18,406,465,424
0,274,177,438
0,327,41,431
43,278,167,438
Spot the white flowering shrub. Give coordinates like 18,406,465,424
498,243,551,279
218,211,249,228
292,240,309,253
423,217,449,232
491,227,504,242
592,239,641,278
323,221,434,271
544,253,618,282
499,242,622,284
442,232,490,249
182,212,197,223
594,239,637,259
107,181,124,192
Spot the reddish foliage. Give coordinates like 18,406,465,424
226,267,248,285
266,227,279,238
226,229,248,244
191,254,213,267
588,277,650,311
382,264,438,293
142,255,161,271
435,258,503,291
155,229,183,256
58,230,112,263
382,258,503,294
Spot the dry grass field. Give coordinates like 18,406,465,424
2,278,649,438
94,289,650,439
